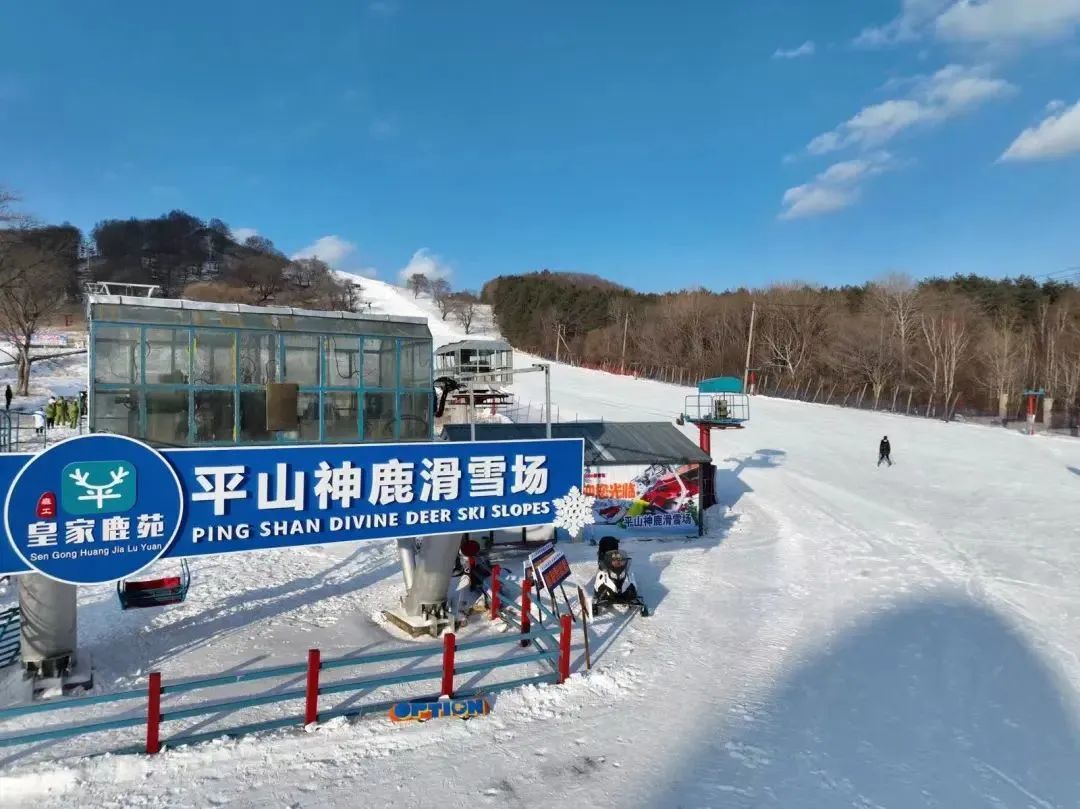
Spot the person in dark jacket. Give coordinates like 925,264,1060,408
4,385,11,411
878,436,892,466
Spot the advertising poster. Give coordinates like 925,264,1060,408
582,463,700,540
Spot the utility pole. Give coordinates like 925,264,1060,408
555,324,561,364
620,311,629,374
742,301,757,393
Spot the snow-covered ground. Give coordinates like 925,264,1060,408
3,278,1080,808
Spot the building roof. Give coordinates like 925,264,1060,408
86,295,431,339
436,339,512,354
441,421,711,467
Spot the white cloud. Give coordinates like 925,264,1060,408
232,227,258,243
1000,98,1080,161
1047,99,1066,113
398,248,452,283
806,64,1013,154
780,184,858,219
854,0,952,47
936,0,1080,43
291,235,358,267
773,40,816,59
780,152,896,219
855,0,1080,47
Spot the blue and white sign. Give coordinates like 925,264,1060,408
5,435,183,585
1,436,585,585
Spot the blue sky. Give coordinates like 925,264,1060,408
2,0,1080,292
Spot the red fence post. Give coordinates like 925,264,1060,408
305,648,321,726
521,577,533,647
146,671,162,755
558,614,572,684
442,633,456,698
489,564,502,620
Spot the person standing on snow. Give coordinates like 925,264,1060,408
66,397,78,428
878,436,892,467
4,385,11,411
32,409,45,436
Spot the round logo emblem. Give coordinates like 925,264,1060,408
4,434,184,585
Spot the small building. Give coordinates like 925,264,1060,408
435,339,513,387
87,295,434,446
442,421,711,541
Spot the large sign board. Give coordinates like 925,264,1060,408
0,434,585,585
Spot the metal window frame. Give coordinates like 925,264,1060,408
90,320,433,446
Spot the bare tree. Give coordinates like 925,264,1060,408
229,252,288,303
430,278,454,319
450,292,480,334
918,295,972,420
0,231,73,394
407,272,430,298
977,313,1023,420
837,312,896,409
870,272,921,382
756,284,832,384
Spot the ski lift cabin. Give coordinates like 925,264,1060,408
86,295,434,608
434,339,514,406
681,377,750,429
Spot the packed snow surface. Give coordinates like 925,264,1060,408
2,277,1080,808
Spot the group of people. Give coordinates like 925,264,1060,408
30,392,87,435
46,395,83,429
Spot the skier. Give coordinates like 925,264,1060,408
4,385,11,411
878,435,892,467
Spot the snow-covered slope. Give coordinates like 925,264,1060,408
4,281,1080,809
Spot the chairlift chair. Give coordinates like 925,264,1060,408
117,559,191,610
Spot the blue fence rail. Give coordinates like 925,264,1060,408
0,607,18,669
0,572,574,758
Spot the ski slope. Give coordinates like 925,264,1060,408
4,277,1080,808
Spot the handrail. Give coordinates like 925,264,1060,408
0,685,146,720
0,568,574,757
162,662,308,695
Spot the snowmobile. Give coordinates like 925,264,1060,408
452,537,492,593
591,537,649,617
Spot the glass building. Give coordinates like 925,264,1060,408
434,339,513,385
87,296,433,446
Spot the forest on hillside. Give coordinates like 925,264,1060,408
484,270,1080,426
0,198,364,394
0,193,482,394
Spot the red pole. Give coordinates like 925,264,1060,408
558,614,572,684
521,577,533,647
305,649,321,726
698,423,711,456
146,671,162,755
441,632,456,698
489,564,502,620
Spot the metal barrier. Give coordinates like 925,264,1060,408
0,571,573,757
0,607,18,669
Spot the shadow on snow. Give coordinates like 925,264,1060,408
649,592,1080,808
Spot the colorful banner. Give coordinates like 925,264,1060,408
1,434,585,584
583,463,700,540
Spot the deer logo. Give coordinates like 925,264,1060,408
61,460,137,515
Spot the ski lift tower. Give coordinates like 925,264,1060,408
679,377,749,508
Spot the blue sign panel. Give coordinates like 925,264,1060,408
1,436,584,584
5,435,183,585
